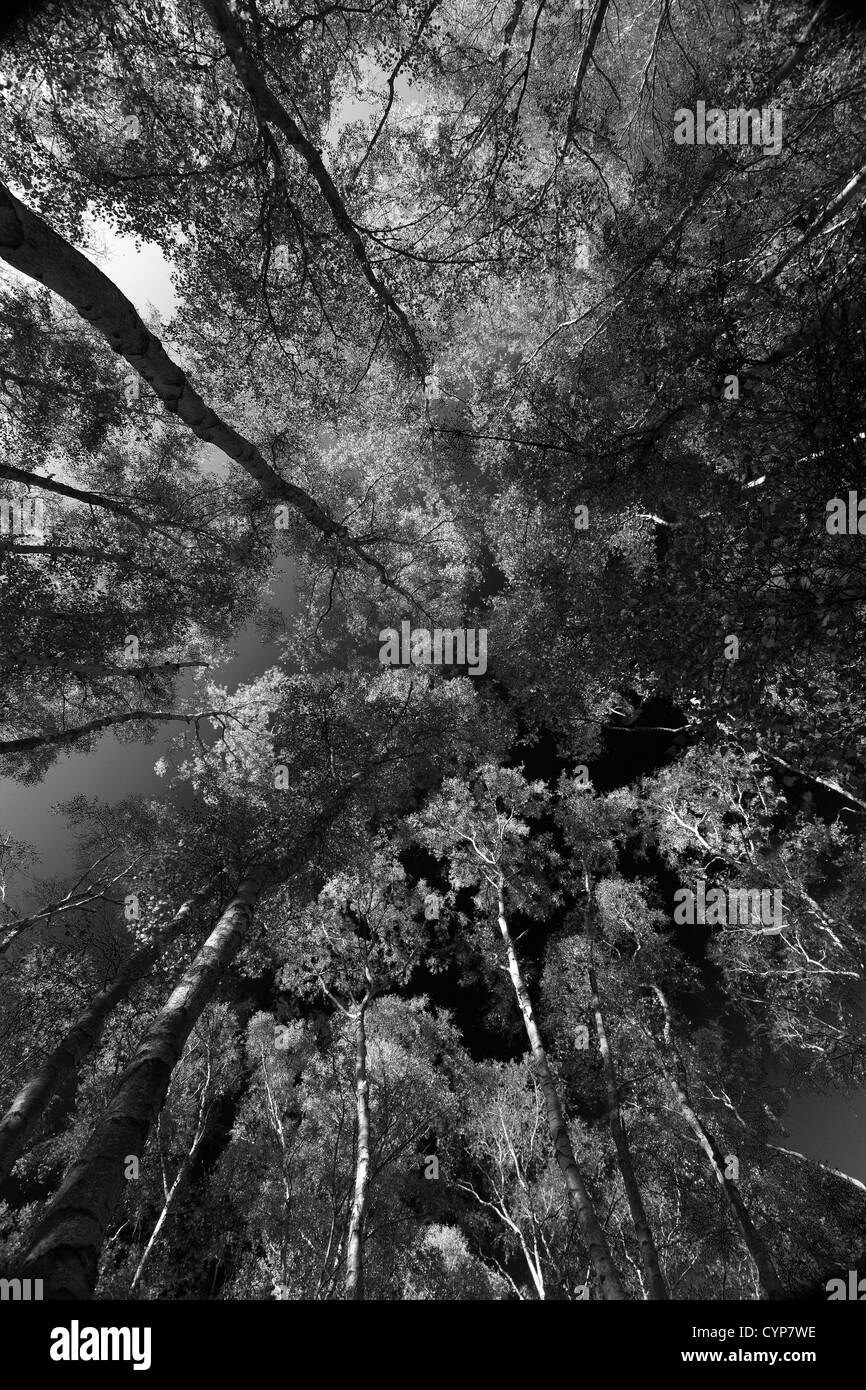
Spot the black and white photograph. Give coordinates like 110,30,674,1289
0,0,863,1368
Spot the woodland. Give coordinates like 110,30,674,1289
0,0,865,1304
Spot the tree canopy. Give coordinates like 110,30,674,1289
1,0,865,1311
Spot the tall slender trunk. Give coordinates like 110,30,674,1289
496,896,628,1300
588,966,668,1299
0,877,218,1192
345,999,371,1301
129,1056,212,1296
19,872,270,1299
128,1143,199,1296
650,985,784,1300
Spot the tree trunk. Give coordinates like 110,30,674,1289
19,872,270,1299
758,160,866,288
345,999,371,1301
496,896,628,1299
0,878,217,1192
650,985,785,1300
588,966,668,1299
564,0,613,149
128,1144,198,1296
0,181,416,605
0,708,220,754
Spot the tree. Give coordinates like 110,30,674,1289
278,842,427,1298
411,764,628,1299
0,0,864,1308
0,874,220,1192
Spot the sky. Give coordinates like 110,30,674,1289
0,222,292,904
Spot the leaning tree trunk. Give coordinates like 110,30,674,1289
0,180,416,606
588,966,668,1300
345,998,372,1301
496,895,628,1300
649,985,784,1300
19,872,271,1299
0,708,221,755
0,876,218,1192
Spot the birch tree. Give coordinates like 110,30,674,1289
411,764,628,1299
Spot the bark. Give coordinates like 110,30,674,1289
650,985,785,1300
501,0,526,55
0,181,417,606
344,998,371,1300
588,965,668,1299
0,708,221,754
20,871,271,1298
202,0,426,374
0,878,218,1192
496,896,628,1299
259,1043,295,1287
